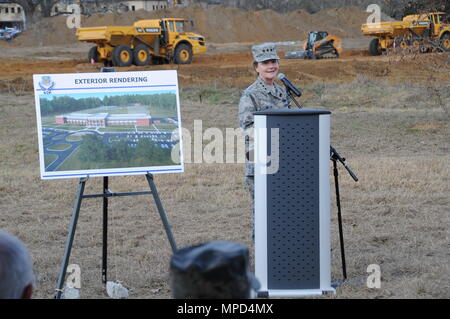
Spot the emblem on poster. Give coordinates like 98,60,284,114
39,76,55,94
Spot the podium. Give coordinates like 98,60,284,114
253,109,334,297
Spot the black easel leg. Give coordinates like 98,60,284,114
55,177,87,299
145,173,177,253
333,160,347,280
102,176,108,284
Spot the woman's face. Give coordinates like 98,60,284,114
255,59,279,85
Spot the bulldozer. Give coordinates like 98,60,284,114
76,18,207,66
361,12,450,55
285,31,342,59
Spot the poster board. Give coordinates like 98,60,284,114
33,70,183,179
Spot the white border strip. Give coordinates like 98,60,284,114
268,289,324,297
254,115,268,292
319,114,334,292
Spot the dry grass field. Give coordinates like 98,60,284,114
1,66,448,298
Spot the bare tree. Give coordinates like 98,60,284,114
187,0,449,16
13,0,58,25
40,0,58,17
403,0,450,15
13,0,39,24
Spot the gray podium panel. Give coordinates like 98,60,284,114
266,115,320,289
254,109,334,297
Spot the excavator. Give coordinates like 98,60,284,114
285,31,343,59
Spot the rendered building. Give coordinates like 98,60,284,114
55,113,152,127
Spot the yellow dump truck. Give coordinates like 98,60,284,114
361,12,450,55
76,18,207,66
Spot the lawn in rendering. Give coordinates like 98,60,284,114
33,71,184,179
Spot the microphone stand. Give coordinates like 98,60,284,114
330,146,358,182
330,146,358,282
285,81,359,282
285,87,302,109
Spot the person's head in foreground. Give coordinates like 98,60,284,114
0,231,33,299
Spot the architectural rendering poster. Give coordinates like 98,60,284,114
33,70,184,179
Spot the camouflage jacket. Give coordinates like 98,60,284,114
238,77,290,176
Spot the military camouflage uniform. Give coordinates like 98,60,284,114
238,43,290,239
239,77,290,212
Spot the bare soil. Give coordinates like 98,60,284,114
0,6,372,48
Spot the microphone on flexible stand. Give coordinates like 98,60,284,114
277,73,302,108
277,73,302,97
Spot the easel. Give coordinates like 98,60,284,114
54,173,177,299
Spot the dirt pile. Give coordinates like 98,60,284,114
2,50,449,95
6,6,372,47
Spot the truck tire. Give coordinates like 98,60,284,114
88,46,99,63
112,45,133,67
133,44,151,66
369,38,382,56
174,43,193,64
441,33,450,52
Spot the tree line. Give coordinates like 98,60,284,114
402,0,450,16
40,93,176,116
193,0,450,17
16,0,128,24
16,0,450,27
15,0,57,22
78,134,174,168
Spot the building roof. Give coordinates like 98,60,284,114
63,113,94,119
87,113,109,119
108,114,151,119
60,113,151,120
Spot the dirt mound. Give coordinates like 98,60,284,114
3,6,372,47
286,7,370,39
340,48,372,58
2,51,449,96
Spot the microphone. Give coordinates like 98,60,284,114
277,73,302,97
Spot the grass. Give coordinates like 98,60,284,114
44,154,57,167
98,126,136,132
153,124,178,131
180,87,241,106
0,76,449,299
44,124,86,131
66,135,82,141
301,75,450,113
148,105,178,118
56,144,174,171
41,116,56,125
53,147,82,171
47,143,72,151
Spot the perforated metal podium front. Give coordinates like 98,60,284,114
253,109,334,297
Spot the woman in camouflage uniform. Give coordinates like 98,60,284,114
238,43,290,235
